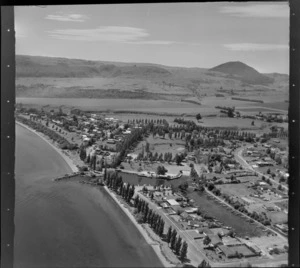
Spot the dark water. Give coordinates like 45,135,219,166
118,171,189,188
14,124,163,268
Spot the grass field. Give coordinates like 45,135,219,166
216,179,259,198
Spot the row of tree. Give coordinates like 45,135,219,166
133,195,188,261
17,115,78,150
104,171,136,203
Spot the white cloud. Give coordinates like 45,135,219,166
45,13,89,22
47,26,175,45
220,4,289,18
224,43,289,51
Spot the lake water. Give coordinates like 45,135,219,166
14,124,163,268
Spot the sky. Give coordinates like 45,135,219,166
15,2,289,74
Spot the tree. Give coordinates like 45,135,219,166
145,142,150,152
157,165,168,175
170,229,177,249
198,260,211,268
180,241,188,261
79,148,87,161
175,154,183,166
175,236,182,255
171,236,177,251
166,226,172,244
86,154,91,164
158,220,165,237
228,108,234,118
203,236,211,246
196,113,202,121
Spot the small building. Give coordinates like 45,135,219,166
167,199,180,206
160,202,170,208
180,212,192,221
184,207,198,214
107,139,116,144
241,197,256,205
207,234,223,247
188,220,201,228
222,236,242,247
188,230,205,240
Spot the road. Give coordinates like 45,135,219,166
234,147,288,191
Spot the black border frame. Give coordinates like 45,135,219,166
1,1,299,267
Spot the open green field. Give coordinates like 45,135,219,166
216,179,259,198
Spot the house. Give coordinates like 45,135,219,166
207,234,223,247
222,236,242,246
167,199,180,206
188,230,205,240
160,202,170,208
184,207,198,214
210,228,231,237
200,227,213,236
107,139,116,144
188,220,201,228
180,212,192,221
218,245,236,258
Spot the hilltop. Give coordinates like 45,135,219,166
16,55,288,100
209,61,274,85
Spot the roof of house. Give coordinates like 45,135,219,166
188,230,204,240
180,212,191,219
200,227,213,235
218,245,236,257
222,236,242,246
167,199,180,206
208,234,223,245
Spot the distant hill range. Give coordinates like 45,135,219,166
16,55,288,99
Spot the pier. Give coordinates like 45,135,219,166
53,172,81,181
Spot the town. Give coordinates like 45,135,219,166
15,103,289,267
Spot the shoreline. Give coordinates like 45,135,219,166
16,121,173,267
101,185,175,268
16,121,78,173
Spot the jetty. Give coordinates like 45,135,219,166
53,172,81,181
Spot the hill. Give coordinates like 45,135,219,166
209,61,274,85
16,55,288,100
16,55,172,79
